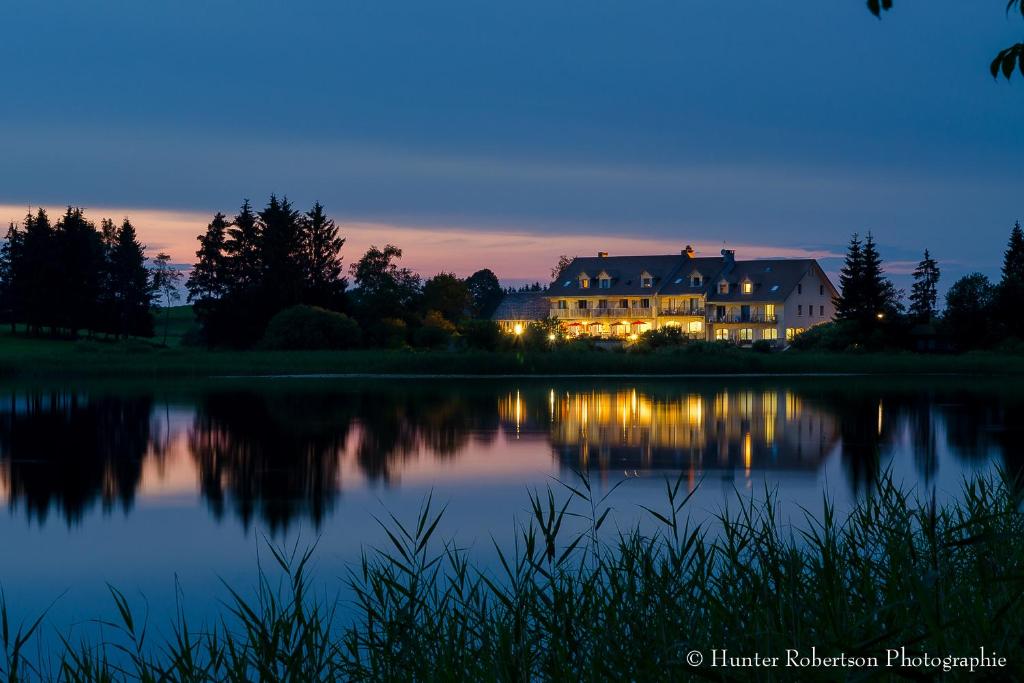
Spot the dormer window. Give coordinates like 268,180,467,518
718,281,729,294
640,271,653,288
742,280,753,294
690,274,702,287
599,278,610,289
579,277,590,289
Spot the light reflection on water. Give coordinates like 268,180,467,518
0,377,1018,631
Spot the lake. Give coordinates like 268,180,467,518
0,376,1020,639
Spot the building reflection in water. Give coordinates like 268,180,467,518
501,388,840,482
0,380,1022,530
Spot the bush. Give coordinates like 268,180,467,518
366,317,408,349
260,305,362,350
634,326,688,352
413,311,457,349
751,339,774,353
459,319,502,351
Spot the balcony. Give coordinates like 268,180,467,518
550,307,654,319
709,313,778,324
659,307,705,316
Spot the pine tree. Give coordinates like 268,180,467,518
0,222,23,332
300,202,346,309
834,233,864,321
258,195,304,310
909,249,940,322
187,213,230,302
107,219,154,338
54,207,105,336
996,220,1024,338
225,200,261,287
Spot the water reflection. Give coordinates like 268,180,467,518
0,380,1020,530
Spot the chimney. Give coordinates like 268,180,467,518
682,245,695,258
721,248,735,265
597,251,608,258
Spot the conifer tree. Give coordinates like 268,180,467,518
107,219,154,338
909,249,940,322
0,222,23,332
54,207,104,336
225,200,261,287
258,195,304,310
187,213,230,302
300,201,347,309
834,233,864,321
996,221,1024,338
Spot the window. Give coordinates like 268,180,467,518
797,284,803,294
819,285,825,296
641,277,653,288
580,278,590,289
558,300,567,310
739,328,753,342
786,327,804,341
764,328,778,340
691,275,702,287
619,299,629,309
577,300,588,309
640,298,651,309
765,304,775,320
742,281,753,294
797,305,803,316
719,281,729,294
674,277,683,284
598,299,608,309
770,285,780,292
819,305,825,316
687,320,703,334
715,328,729,341
599,278,610,289
562,280,571,288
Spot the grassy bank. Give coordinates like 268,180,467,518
3,473,1023,681
0,330,1022,379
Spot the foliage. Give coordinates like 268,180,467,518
833,232,903,343
260,305,362,350
944,273,997,351
996,221,1024,340
365,317,409,349
6,473,1024,680
868,0,1024,80
909,249,940,322
421,272,469,323
464,268,504,318
550,254,574,281
458,318,503,351
187,197,350,347
349,245,422,329
413,310,457,349
150,253,183,346
634,325,689,351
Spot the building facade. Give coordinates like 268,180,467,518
494,247,838,344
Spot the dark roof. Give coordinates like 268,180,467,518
658,257,727,295
705,259,825,303
551,254,684,296
491,292,550,321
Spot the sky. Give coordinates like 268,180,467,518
1,0,1021,290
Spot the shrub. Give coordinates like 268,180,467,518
634,326,688,352
260,305,362,350
366,317,408,349
751,339,774,353
459,318,502,351
413,310,457,349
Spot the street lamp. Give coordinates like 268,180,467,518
513,323,523,335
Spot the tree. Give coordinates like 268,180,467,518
300,202,347,309
944,273,996,350
834,233,864,322
996,221,1024,339
225,200,261,288
421,272,470,322
868,1,1024,81
349,244,422,322
465,268,504,318
909,249,940,322
860,232,902,320
151,253,183,345
187,213,229,302
106,219,154,338
0,222,23,332
257,194,304,311
54,207,104,336
551,254,574,281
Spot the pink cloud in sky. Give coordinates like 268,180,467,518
0,204,842,284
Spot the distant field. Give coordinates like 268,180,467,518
0,314,1021,379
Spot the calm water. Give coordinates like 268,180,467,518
0,376,1020,636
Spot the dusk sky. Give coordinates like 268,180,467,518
2,1,1021,289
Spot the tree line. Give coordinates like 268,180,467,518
187,196,506,349
813,222,1024,351
0,207,163,338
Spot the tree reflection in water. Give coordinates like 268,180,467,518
0,379,1020,530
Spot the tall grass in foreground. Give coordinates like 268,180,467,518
4,473,1024,681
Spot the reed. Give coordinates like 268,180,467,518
3,472,1024,681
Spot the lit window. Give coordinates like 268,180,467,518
739,328,753,341
764,328,778,340
580,278,590,289
765,304,775,319
742,281,753,294
687,320,703,334
786,328,795,341
715,328,729,341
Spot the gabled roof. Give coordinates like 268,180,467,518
658,257,727,295
705,259,828,303
551,254,689,296
491,292,550,321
